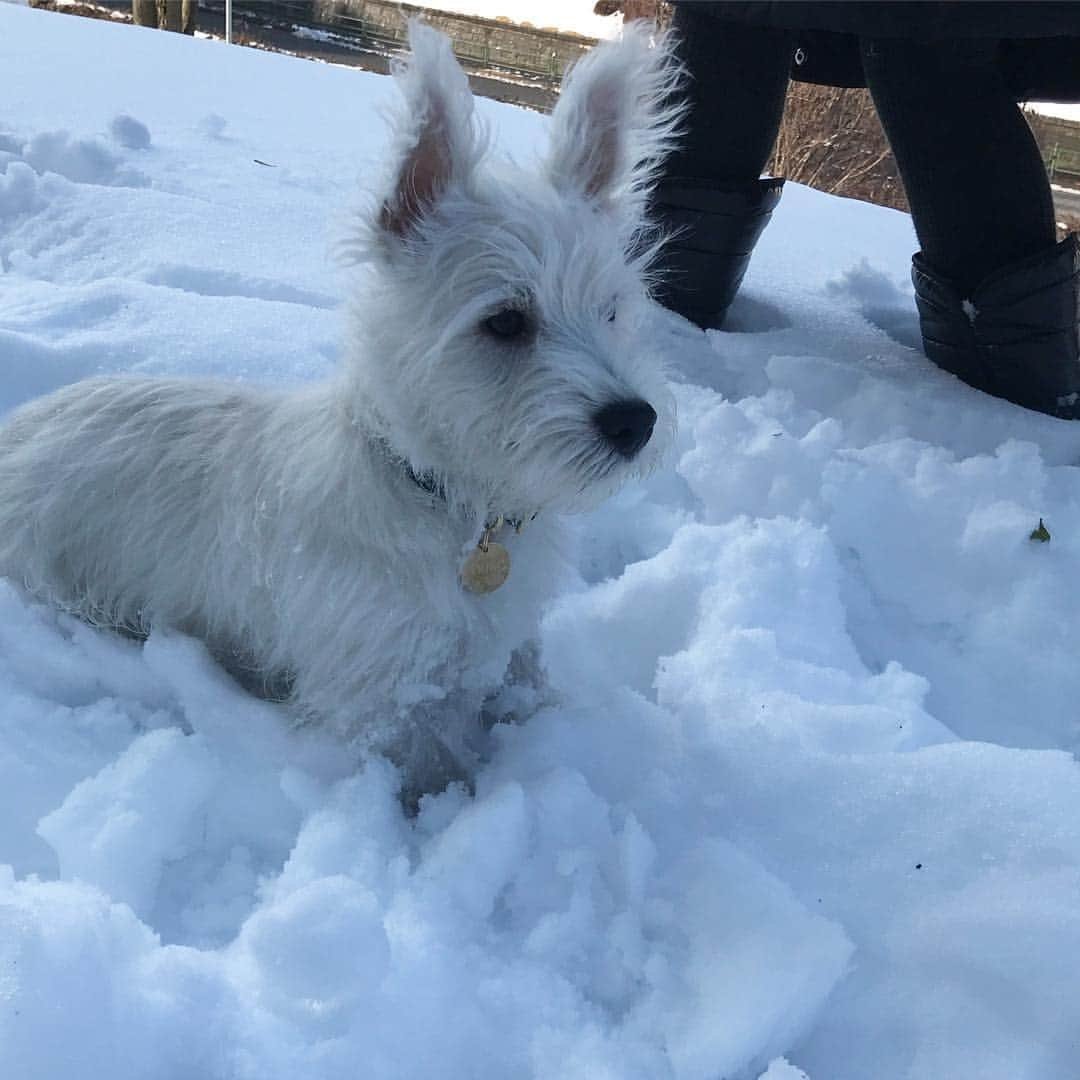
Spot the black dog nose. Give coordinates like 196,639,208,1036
594,399,657,459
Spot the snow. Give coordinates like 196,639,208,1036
1029,101,1080,123
421,0,621,39
3,6,1080,1079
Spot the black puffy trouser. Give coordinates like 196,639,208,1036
660,5,1079,418
666,4,1058,296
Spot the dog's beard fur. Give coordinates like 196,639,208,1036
0,21,685,797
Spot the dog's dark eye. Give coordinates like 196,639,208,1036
483,308,529,340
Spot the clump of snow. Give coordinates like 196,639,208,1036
3,5,1080,1079
0,157,42,218
198,112,229,138
109,112,151,150
759,1062,811,1080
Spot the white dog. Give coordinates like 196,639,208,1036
0,22,682,790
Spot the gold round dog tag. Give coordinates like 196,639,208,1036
461,541,511,594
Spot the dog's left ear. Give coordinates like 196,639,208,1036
380,21,484,238
546,22,683,212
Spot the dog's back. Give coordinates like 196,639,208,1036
0,376,278,643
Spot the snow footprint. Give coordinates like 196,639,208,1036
825,259,921,350
143,263,339,310
20,129,148,189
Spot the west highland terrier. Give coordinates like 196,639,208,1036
0,22,682,792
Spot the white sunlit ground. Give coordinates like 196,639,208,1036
2,6,1080,1080
423,0,622,37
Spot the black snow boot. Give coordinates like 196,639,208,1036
912,234,1080,419
651,177,785,330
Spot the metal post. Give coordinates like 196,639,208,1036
225,0,232,43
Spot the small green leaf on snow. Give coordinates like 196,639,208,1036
1029,518,1051,543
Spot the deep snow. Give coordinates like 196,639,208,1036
2,7,1080,1079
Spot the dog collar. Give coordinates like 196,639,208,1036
401,459,532,596
405,462,445,502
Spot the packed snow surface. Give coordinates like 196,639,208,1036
3,7,1080,1079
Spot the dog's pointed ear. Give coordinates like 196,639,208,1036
380,21,483,238
546,23,684,212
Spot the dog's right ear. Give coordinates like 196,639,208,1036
379,22,483,238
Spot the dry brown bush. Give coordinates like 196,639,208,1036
1053,212,1080,241
770,83,909,212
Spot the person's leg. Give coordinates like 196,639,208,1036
863,36,1056,296
666,5,791,183
653,6,793,328
863,36,1078,419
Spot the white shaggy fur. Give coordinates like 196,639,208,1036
0,22,683,788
